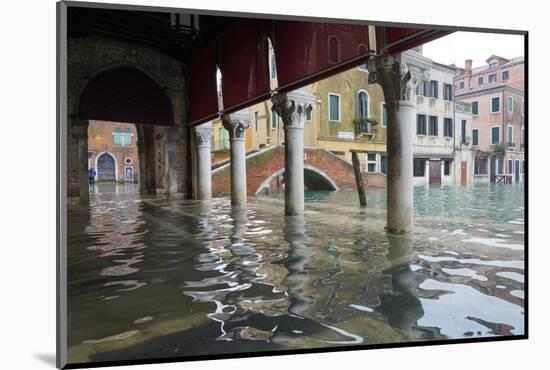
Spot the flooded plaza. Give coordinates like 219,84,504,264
66,183,525,364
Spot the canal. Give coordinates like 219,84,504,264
67,183,525,364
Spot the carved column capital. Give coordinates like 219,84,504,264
271,88,316,130
368,55,422,107
193,122,212,147
222,110,250,140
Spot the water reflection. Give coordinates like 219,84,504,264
377,236,425,339
67,184,525,364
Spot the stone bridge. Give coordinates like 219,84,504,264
212,145,386,197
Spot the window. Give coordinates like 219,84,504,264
270,54,277,79
474,158,484,175
356,90,369,118
271,110,278,129
414,159,426,177
489,74,497,83
459,81,464,89
496,159,504,174
113,127,132,146
478,77,484,85
430,80,439,98
472,101,479,116
444,160,451,176
218,127,227,149
474,158,488,175
329,93,341,121
508,96,514,113
113,128,122,146
423,80,430,96
381,102,387,128
254,111,259,131
491,97,500,113
328,35,341,64
502,70,509,81
472,129,479,146
443,83,453,101
305,108,312,122
508,124,514,146
380,155,388,175
490,62,498,69
491,127,500,144
444,118,453,137
416,114,427,135
461,120,467,144
357,44,368,71
428,116,438,136
366,153,377,173
508,159,513,174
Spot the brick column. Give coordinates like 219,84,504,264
72,120,89,204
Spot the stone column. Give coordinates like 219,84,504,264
73,121,89,204
272,89,316,216
369,55,422,234
194,122,213,200
222,110,250,207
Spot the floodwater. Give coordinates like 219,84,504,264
67,183,525,364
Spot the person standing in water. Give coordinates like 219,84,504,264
88,167,96,187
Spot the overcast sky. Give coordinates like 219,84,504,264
422,31,525,68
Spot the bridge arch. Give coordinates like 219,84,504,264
255,164,339,196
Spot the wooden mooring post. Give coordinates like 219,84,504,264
351,151,367,206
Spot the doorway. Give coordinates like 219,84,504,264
97,153,116,181
461,161,468,185
429,160,441,185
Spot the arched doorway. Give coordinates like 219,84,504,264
97,153,116,181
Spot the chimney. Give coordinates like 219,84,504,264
465,59,472,74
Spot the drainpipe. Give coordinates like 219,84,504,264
452,80,456,178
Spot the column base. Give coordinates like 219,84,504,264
385,226,412,235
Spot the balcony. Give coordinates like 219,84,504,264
461,136,471,145
507,142,515,149
353,117,377,138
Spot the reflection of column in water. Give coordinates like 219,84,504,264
377,235,424,338
282,214,315,317
195,201,215,240
230,207,248,245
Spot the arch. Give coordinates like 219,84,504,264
78,64,175,126
255,165,339,196
95,152,118,181
356,89,370,118
303,165,340,191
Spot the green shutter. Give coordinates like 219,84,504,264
472,101,478,115
492,97,500,112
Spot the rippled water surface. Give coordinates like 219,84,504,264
67,183,525,364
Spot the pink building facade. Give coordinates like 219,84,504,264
455,56,525,183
